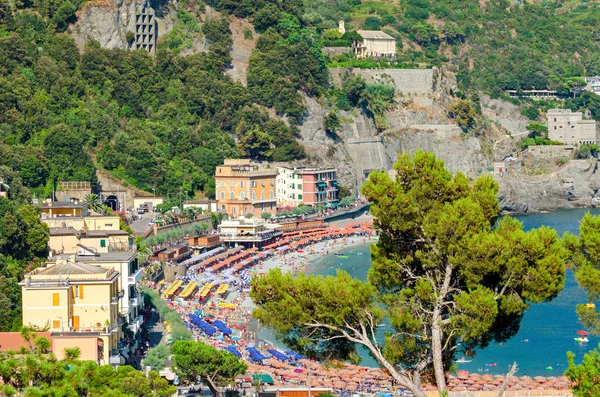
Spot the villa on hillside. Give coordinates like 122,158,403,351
353,30,396,58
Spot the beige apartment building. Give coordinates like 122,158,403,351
47,250,144,330
215,159,278,217
547,108,597,145
20,261,121,364
354,30,396,58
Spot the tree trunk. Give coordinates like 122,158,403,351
431,308,447,392
204,375,222,397
495,362,518,397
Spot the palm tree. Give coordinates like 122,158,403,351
85,193,104,213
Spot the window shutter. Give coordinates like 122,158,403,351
71,286,75,299
80,285,84,299
52,320,60,329
52,293,59,306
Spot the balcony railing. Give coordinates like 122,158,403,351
128,268,143,285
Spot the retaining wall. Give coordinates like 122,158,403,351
329,68,434,95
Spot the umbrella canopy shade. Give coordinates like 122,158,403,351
577,330,589,336
252,374,275,385
227,345,242,357
216,284,229,295
211,320,233,335
284,350,307,360
267,349,289,362
247,347,268,361
184,247,225,266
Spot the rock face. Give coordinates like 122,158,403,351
497,159,600,213
70,0,176,51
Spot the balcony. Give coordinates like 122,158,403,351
128,268,143,285
100,323,120,335
128,315,144,333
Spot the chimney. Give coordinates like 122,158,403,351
338,20,346,35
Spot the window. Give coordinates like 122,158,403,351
252,181,256,188
220,191,225,200
240,191,245,200
292,183,295,189
52,320,60,329
230,192,235,200
241,181,244,188
52,293,60,306
261,191,264,199
298,194,303,200
220,181,225,187
105,224,113,229
230,181,234,187
234,207,237,214
245,206,248,213
252,192,256,200
261,181,265,187
270,190,274,198
100,239,106,248
297,184,302,190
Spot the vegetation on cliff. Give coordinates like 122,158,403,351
0,0,305,202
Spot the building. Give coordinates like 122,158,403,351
547,109,597,145
20,261,122,365
43,214,122,230
42,200,89,218
353,30,396,58
44,214,131,256
218,217,282,248
298,167,339,206
132,196,164,211
134,5,157,53
276,166,339,207
46,250,144,330
215,159,277,217
276,166,304,207
584,76,600,95
183,199,219,212
48,227,132,255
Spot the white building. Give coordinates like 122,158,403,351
182,199,218,212
547,109,597,145
584,76,600,95
354,30,396,58
276,166,304,207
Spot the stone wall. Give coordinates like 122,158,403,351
322,47,351,56
526,145,575,159
163,264,186,282
96,169,146,211
329,68,434,95
152,215,213,236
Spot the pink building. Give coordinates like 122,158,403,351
299,168,339,206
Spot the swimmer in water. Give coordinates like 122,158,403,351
523,339,529,343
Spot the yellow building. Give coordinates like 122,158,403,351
215,159,277,217
46,250,144,329
43,215,122,230
20,261,121,365
41,200,89,218
48,227,131,255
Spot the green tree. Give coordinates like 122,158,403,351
525,122,548,137
448,99,476,130
143,345,171,372
85,193,104,213
566,344,600,397
261,211,271,220
564,213,600,334
171,340,247,397
324,111,342,138
251,150,567,396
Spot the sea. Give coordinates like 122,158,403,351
260,208,600,377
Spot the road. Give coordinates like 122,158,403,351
130,211,156,236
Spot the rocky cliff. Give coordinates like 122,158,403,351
296,67,600,213
70,0,176,51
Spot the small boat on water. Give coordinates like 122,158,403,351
337,255,349,259
455,357,472,363
575,337,589,343
546,366,553,371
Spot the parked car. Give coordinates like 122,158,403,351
137,208,145,214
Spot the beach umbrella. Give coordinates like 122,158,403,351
294,368,304,373
577,330,588,335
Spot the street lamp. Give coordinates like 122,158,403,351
152,188,156,216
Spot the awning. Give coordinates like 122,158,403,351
331,180,339,185
316,182,327,188
252,374,275,384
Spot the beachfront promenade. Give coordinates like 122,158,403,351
148,220,573,396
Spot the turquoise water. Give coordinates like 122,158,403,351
305,208,600,376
